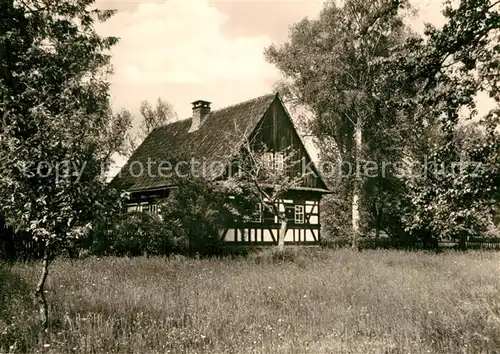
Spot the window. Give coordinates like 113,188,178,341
127,203,158,214
252,203,262,223
126,205,138,213
263,152,274,169
294,205,305,224
274,152,284,171
149,204,158,214
262,152,285,171
126,204,144,213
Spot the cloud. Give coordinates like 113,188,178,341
94,0,280,123
97,0,277,87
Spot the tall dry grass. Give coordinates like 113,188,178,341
1,248,499,353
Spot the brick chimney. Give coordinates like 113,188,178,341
189,100,211,132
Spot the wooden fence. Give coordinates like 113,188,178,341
325,238,500,251
465,240,500,250
0,216,44,261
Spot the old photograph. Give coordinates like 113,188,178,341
1,0,499,353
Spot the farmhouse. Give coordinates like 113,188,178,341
111,93,329,245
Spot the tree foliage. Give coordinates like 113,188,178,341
139,98,178,141
0,0,123,327
114,98,178,157
267,0,500,247
108,108,135,159
377,0,500,246
160,177,256,256
265,0,414,244
86,211,174,257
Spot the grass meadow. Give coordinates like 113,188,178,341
1,248,499,353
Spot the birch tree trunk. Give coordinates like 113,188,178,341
351,115,362,249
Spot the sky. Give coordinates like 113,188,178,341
94,0,450,120
93,0,493,174
95,0,325,121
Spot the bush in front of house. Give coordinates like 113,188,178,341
86,211,175,257
83,178,256,258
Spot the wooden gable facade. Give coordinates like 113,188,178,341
112,93,329,245
250,94,325,190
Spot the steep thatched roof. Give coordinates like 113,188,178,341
111,93,277,192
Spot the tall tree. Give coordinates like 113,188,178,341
0,0,123,327
114,98,178,157
378,0,500,247
109,108,135,159
265,0,413,246
139,98,177,141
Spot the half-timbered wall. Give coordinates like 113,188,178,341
222,197,321,245
126,192,322,245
